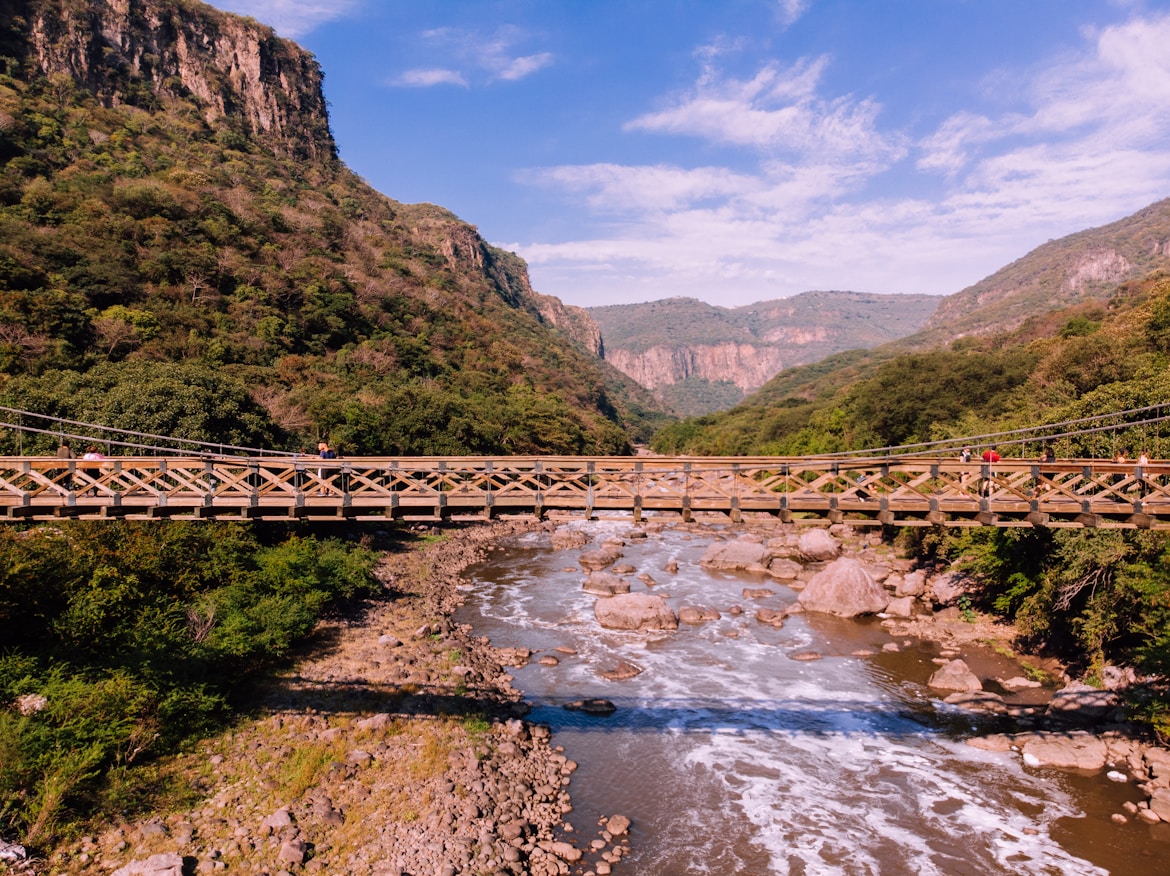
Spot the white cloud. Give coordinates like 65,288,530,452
519,12,1170,307
776,0,810,28
626,55,904,163
391,68,468,88
205,0,360,38
520,164,759,213
497,53,554,82
392,26,553,88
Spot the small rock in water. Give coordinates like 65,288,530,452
789,650,822,661
605,814,631,835
599,661,643,681
564,698,617,715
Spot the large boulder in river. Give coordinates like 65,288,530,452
928,570,971,606
678,606,721,624
594,593,678,631
699,539,772,573
797,558,889,617
582,571,631,597
1020,732,1108,771
578,544,624,571
551,527,590,550
1045,682,1120,724
928,659,983,693
798,528,840,562
767,558,803,580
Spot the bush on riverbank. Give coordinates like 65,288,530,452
0,521,379,847
904,525,1170,738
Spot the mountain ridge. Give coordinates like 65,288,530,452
588,291,939,415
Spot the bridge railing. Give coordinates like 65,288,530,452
0,455,1165,527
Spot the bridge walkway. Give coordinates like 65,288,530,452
0,455,1166,528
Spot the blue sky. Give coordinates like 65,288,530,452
205,0,1170,309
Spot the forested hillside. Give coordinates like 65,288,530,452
0,0,668,457
653,272,1170,456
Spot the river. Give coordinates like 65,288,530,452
454,521,1170,875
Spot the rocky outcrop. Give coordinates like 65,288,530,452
606,343,789,393
920,197,1170,340
797,558,889,617
7,0,335,162
594,593,678,631
699,538,772,573
401,214,605,355
587,292,939,413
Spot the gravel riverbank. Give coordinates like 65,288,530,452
42,519,628,876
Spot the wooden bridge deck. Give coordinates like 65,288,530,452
2,453,1170,528
1,455,1168,528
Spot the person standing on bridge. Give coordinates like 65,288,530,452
980,446,1000,497
1037,446,1057,496
317,440,338,495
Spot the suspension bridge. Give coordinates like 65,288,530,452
2,405,1170,528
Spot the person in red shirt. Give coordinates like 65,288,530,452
980,446,1000,497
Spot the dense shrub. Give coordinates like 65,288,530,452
0,521,379,845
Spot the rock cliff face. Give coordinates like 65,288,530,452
606,343,788,391
4,0,334,161
402,205,603,356
922,198,1170,340
590,292,939,414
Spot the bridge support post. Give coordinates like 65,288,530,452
633,494,642,523
1025,511,1050,527
384,493,400,520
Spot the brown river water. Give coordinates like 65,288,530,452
454,521,1170,875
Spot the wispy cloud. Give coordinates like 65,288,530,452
517,12,1170,306
391,68,468,88
775,0,810,29
626,54,904,162
521,164,759,213
206,0,361,39
390,26,553,88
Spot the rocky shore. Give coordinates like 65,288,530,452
33,519,628,876
11,515,1170,874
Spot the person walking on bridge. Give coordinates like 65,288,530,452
980,446,1000,497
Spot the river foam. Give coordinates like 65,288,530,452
458,523,1111,875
